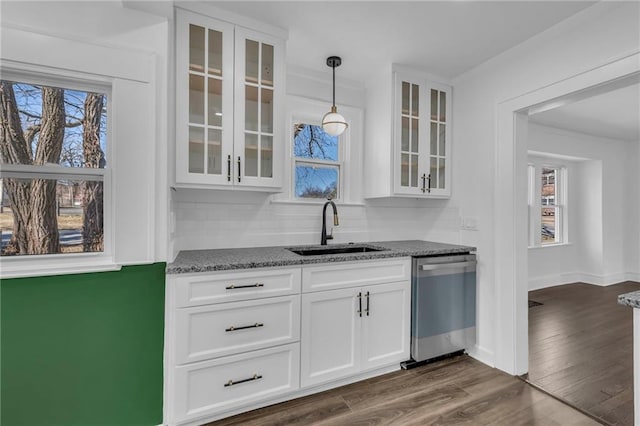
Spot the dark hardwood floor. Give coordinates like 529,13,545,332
528,281,640,426
209,355,598,426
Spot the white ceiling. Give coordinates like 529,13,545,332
530,83,640,142
210,1,597,82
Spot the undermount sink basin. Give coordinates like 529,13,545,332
287,245,386,256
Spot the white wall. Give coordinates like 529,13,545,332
1,2,170,268
526,123,638,289
171,60,467,257
452,1,640,367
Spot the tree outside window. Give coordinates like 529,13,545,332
292,123,340,199
0,80,107,256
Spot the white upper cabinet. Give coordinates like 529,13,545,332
175,9,285,190
365,65,452,199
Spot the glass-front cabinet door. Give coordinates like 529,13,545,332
393,71,451,198
234,27,283,188
176,10,234,186
175,10,283,190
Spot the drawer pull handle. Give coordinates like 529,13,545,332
224,373,262,387
225,323,264,332
225,283,264,290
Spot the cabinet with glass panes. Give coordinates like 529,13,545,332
364,65,452,199
175,8,285,190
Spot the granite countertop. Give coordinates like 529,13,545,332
618,291,640,309
167,240,476,274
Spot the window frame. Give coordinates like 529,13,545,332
0,68,115,273
292,123,343,201
276,95,363,205
527,158,568,248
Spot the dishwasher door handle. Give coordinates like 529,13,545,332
421,260,477,271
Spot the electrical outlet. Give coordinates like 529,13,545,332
462,217,478,231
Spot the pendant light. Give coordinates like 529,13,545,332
322,56,348,137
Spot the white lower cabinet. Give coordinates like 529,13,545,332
301,280,410,387
172,343,300,422
165,258,411,425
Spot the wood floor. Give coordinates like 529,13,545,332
208,355,598,426
528,281,640,426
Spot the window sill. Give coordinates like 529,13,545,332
270,199,366,207
528,242,573,250
0,254,121,279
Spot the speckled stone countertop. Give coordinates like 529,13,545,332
618,291,640,309
166,240,476,274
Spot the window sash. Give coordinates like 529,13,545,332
0,164,107,181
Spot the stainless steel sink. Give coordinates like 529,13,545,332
287,244,386,256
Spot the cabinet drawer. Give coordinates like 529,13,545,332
175,295,300,364
173,267,301,307
302,258,411,293
171,343,300,423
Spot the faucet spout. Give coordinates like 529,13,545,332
321,199,339,245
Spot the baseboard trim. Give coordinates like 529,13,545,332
467,344,495,368
529,271,640,290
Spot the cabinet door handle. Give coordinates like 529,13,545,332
224,373,262,387
427,173,432,193
357,292,362,317
227,155,231,182
421,173,427,193
237,156,241,183
225,323,264,332
225,283,265,290
365,291,370,316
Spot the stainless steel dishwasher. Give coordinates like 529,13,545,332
402,253,477,368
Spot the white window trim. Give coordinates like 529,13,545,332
0,68,116,278
274,95,364,205
527,156,569,248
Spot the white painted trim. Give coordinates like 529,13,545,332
467,344,495,368
0,256,120,279
495,52,640,375
634,309,640,423
174,2,288,40
0,27,154,83
529,272,639,291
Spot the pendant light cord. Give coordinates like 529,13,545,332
332,62,336,108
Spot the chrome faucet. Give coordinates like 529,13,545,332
321,199,339,245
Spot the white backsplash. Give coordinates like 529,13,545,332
171,189,462,258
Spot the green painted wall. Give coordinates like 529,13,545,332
1,263,165,426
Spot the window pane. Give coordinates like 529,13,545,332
245,85,258,132
410,118,419,154
400,153,409,187
410,154,418,188
261,88,273,133
1,81,108,168
438,158,445,189
401,117,409,152
207,78,222,127
439,91,446,122
411,84,419,116
189,24,205,72
261,135,273,178
295,165,338,199
207,129,221,175
430,89,438,121
189,74,204,124
541,207,556,244
439,124,446,156
207,29,222,76
0,177,103,256
261,43,274,87
245,133,258,177
401,82,409,116
188,126,204,173
245,40,259,84
293,124,338,161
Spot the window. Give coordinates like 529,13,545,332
528,162,566,247
0,78,109,257
292,123,340,199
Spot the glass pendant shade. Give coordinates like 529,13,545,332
322,106,348,136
